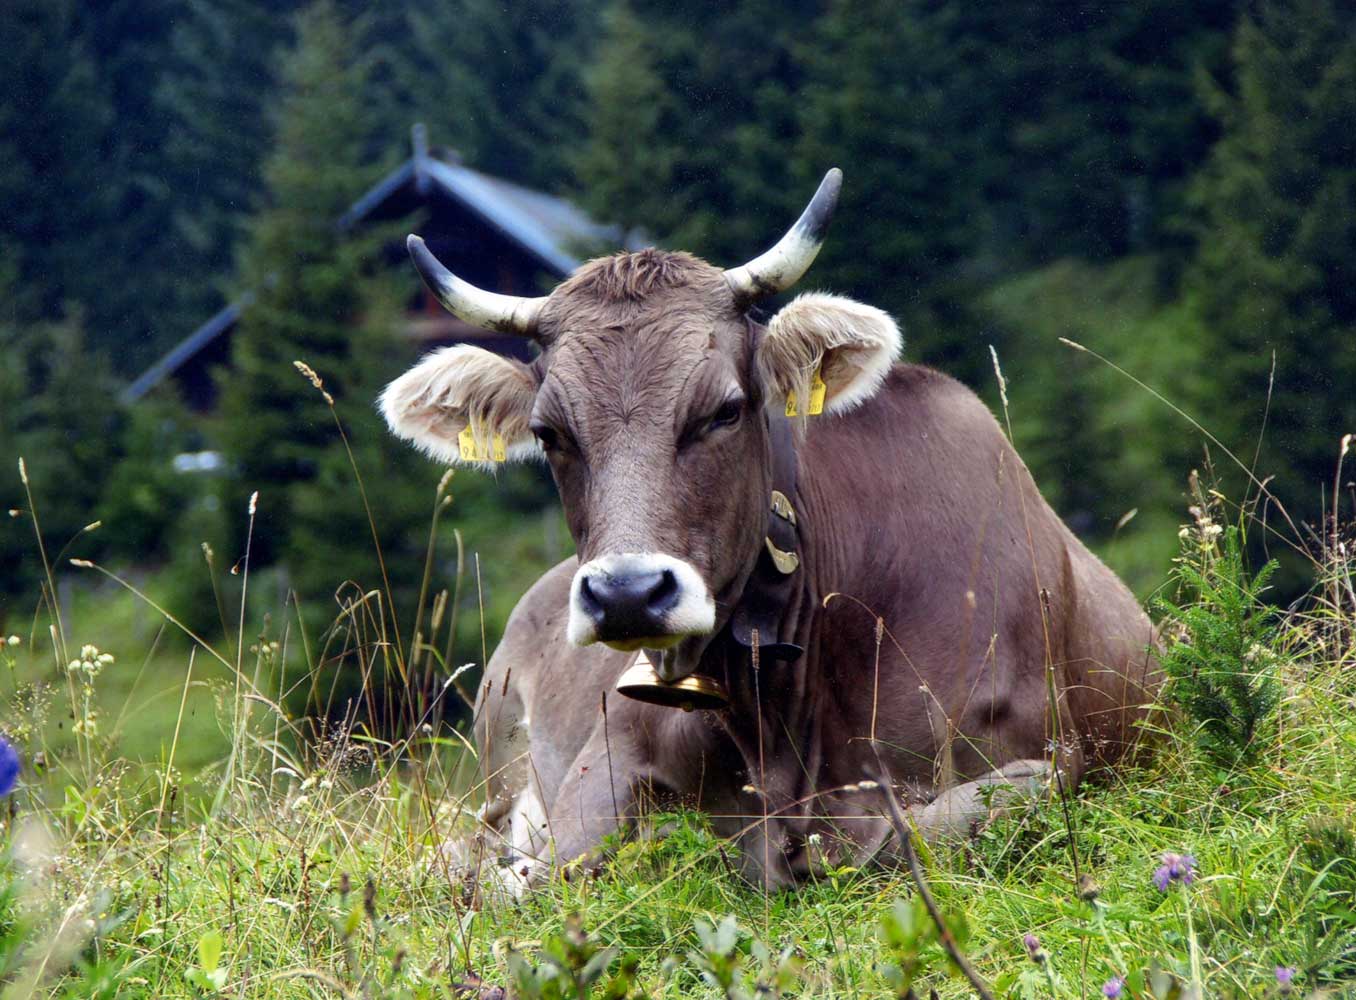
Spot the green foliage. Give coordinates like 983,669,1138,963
1156,519,1284,769
3,476,1355,997
1187,0,1356,502
375,0,597,191
218,0,426,615
571,1,677,238
508,915,642,1000
0,0,118,328
151,0,300,361
0,312,123,614
686,914,800,1000
878,896,967,997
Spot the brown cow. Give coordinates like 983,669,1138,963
381,170,1159,891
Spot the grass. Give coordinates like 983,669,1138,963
2,405,1355,998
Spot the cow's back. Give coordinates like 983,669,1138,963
794,364,1159,779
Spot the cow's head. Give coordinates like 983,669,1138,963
381,171,900,681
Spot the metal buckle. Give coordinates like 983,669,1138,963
764,537,800,574
769,490,797,525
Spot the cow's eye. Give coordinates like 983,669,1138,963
531,424,561,453
709,399,742,430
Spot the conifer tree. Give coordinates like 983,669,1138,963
219,0,419,592
1188,0,1356,500
377,0,597,189
572,0,676,238
0,0,119,327
153,0,299,361
0,306,123,612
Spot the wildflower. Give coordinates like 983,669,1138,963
6,635,19,647
1023,933,1045,963
1275,967,1297,993
1102,976,1125,999
1078,873,1102,901
0,736,19,796
1153,852,1196,891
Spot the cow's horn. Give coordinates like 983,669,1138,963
723,168,842,302
407,235,547,336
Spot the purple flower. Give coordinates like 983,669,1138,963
1153,852,1197,891
0,736,18,796
1023,933,1044,963
1102,976,1125,999
1275,966,1296,993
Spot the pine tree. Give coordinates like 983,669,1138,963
571,0,677,237
1187,0,1356,502
376,0,598,189
0,0,119,327
153,0,300,363
796,1,992,312
219,0,398,572
0,307,123,614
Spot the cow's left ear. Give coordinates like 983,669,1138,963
379,345,540,466
756,293,902,414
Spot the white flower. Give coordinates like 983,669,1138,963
6,635,19,647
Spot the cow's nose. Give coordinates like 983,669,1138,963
577,568,679,641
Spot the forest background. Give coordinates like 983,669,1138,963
3,0,1354,727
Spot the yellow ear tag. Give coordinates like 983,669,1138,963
458,425,479,462
458,426,507,463
785,368,827,417
807,369,827,415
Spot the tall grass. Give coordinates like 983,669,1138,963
1,383,1354,998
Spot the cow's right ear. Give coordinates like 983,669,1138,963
380,345,540,465
757,292,901,415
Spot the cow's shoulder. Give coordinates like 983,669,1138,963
504,556,579,635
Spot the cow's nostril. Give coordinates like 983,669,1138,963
646,569,679,615
577,574,605,621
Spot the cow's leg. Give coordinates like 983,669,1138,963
910,758,1053,840
537,722,653,881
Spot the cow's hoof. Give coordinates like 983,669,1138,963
913,759,1052,840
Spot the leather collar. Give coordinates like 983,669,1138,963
729,407,805,662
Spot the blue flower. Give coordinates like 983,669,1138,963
1153,852,1197,891
0,736,19,797
1102,975,1125,999
1275,966,1297,993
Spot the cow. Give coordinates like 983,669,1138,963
380,169,1160,891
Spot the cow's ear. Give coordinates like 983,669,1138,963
380,345,540,465
757,293,901,414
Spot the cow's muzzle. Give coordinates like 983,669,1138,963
567,553,716,653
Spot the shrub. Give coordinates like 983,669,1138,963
1155,507,1283,771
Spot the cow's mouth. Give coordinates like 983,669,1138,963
599,634,684,653
566,552,716,651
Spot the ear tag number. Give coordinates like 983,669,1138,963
458,425,478,461
785,368,827,417
458,426,507,463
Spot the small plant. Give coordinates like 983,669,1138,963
507,915,642,1000
688,914,801,1000
183,929,227,994
878,895,970,998
1157,509,1283,770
